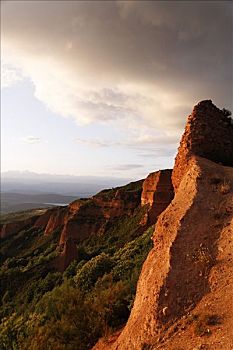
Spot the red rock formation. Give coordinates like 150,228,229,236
98,101,233,350
59,202,106,244
172,100,233,191
34,209,53,229
68,198,87,213
54,238,78,272
141,169,174,224
44,207,69,235
108,156,233,350
59,181,143,245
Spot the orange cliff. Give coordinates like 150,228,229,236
59,182,144,245
141,169,174,225
94,100,233,350
0,172,176,272
37,180,144,271
172,100,233,191
53,173,174,271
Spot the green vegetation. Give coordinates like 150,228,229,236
0,203,153,349
0,208,48,225
96,179,143,199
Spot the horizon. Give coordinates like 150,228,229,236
1,1,232,179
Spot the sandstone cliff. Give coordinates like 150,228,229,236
108,157,233,350
0,174,175,273
94,100,233,350
172,100,233,191
141,169,174,225
59,182,144,246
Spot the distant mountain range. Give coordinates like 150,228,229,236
1,171,131,213
0,192,78,214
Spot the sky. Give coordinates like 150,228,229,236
1,1,232,179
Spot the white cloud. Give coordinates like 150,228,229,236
113,164,144,171
21,136,42,144
1,62,24,88
74,129,179,155
75,138,113,148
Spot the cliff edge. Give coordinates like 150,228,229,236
95,100,233,350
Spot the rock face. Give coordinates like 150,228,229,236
99,101,233,350
55,238,78,272
59,182,143,246
36,180,143,271
110,156,233,350
44,207,69,236
172,100,233,191
34,209,53,229
141,169,174,224
0,180,144,272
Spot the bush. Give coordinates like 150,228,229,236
74,253,114,291
222,108,232,117
27,283,104,350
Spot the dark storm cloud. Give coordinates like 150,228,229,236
2,1,232,127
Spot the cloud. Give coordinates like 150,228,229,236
74,129,179,152
1,62,24,88
2,1,232,132
75,138,113,148
21,136,42,144
113,164,144,171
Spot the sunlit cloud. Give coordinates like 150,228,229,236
1,62,24,88
74,138,113,148
2,1,231,131
113,164,144,171
21,136,42,144
74,130,179,150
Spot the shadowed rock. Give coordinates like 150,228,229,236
172,100,233,191
141,169,174,225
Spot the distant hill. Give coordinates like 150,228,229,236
0,192,78,214
1,171,130,196
1,172,131,213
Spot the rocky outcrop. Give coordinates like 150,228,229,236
54,238,78,272
59,202,107,245
108,156,233,349
25,180,144,271
141,169,174,224
59,180,143,245
98,100,233,350
34,208,53,229
172,100,233,191
44,207,69,235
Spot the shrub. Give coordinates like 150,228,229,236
74,253,114,291
222,108,232,117
28,283,104,350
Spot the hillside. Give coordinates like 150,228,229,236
0,174,173,349
0,100,232,350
